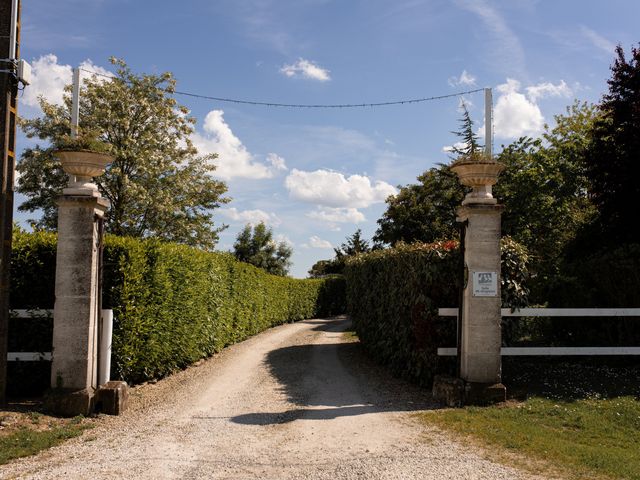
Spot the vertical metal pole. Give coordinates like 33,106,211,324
484,87,492,157
8,0,17,60
0,0,20,406
71,68,80,138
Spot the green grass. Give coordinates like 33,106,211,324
0,419,89,465
423,396,640,480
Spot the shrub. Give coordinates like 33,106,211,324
9,231,345,387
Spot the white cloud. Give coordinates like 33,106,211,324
448,69,477,87
491,79,544,138
274,234,294,247
280,58,331,82
307,207,366,224
267,153,287,171
285,169,396,208
218,207,281,226
526,80,572,102
22,54,111,109
302,236,333,249
479,78,573,140
192,110,287,180
442,141,468,154
580,26,615,54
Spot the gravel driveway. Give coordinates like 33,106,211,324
1,317,547,479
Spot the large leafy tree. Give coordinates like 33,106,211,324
233,222,292,276
373,165,464,245
374,101,598,289
17,58,229,249
583,44,640,245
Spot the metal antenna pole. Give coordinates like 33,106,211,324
0,0,20,406
71,68,80,138
484,88,492,157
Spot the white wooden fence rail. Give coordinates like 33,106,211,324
437,307,640,357
7,309,53,361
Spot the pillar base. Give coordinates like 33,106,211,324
44,388,95,417
95,381,129,415
433,375,506,407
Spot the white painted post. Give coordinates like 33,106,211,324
484,88,492,157
98,309,113,386
68,68,81,186
8,0,18,60
70,68,80,138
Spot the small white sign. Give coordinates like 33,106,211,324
472,271,498,297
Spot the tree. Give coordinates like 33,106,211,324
583,44,640,245
374,101,598,296
233,222,292,276
307,229,372,278
374,165,464,246
17,58,229,249
307,259,342,278
334,229,371,259
449,102,483,158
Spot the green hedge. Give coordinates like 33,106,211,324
10,230,345,386
344,239,529,387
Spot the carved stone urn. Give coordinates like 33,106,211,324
450,156,505,205
55,150,113,196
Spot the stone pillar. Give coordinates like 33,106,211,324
48,193,108,416
458,204,503,385
451,158,506,405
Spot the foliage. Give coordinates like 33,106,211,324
54,130,112,154
307,229,373,278
583,45,640,246
424,396,640,480
233,222,293,276
17,58,229,249
344,239,529,386
308,259,343,278
375,102,598,302
9,231,346,385
449,103,484,159
334,228,371,258
374,165,465,246
500,236,530,310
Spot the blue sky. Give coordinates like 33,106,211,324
16,0,639,277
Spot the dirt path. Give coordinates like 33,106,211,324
1,317,545,479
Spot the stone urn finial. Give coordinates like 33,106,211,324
450,152,505,205
55,150,113,196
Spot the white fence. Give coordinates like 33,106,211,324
437,307,640,357
7,310,113,371
7,309,53,361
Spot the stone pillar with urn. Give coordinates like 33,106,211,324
451,156,506,404
46,150,111,416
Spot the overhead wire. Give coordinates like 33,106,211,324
78,67,484,109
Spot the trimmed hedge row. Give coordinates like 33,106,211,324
10,230,345,385
344,239,528,387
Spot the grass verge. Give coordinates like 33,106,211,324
0,411,91,465
422,396,640,480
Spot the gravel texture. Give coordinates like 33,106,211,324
1,317,550,479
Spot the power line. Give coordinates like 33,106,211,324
78,67,484,109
